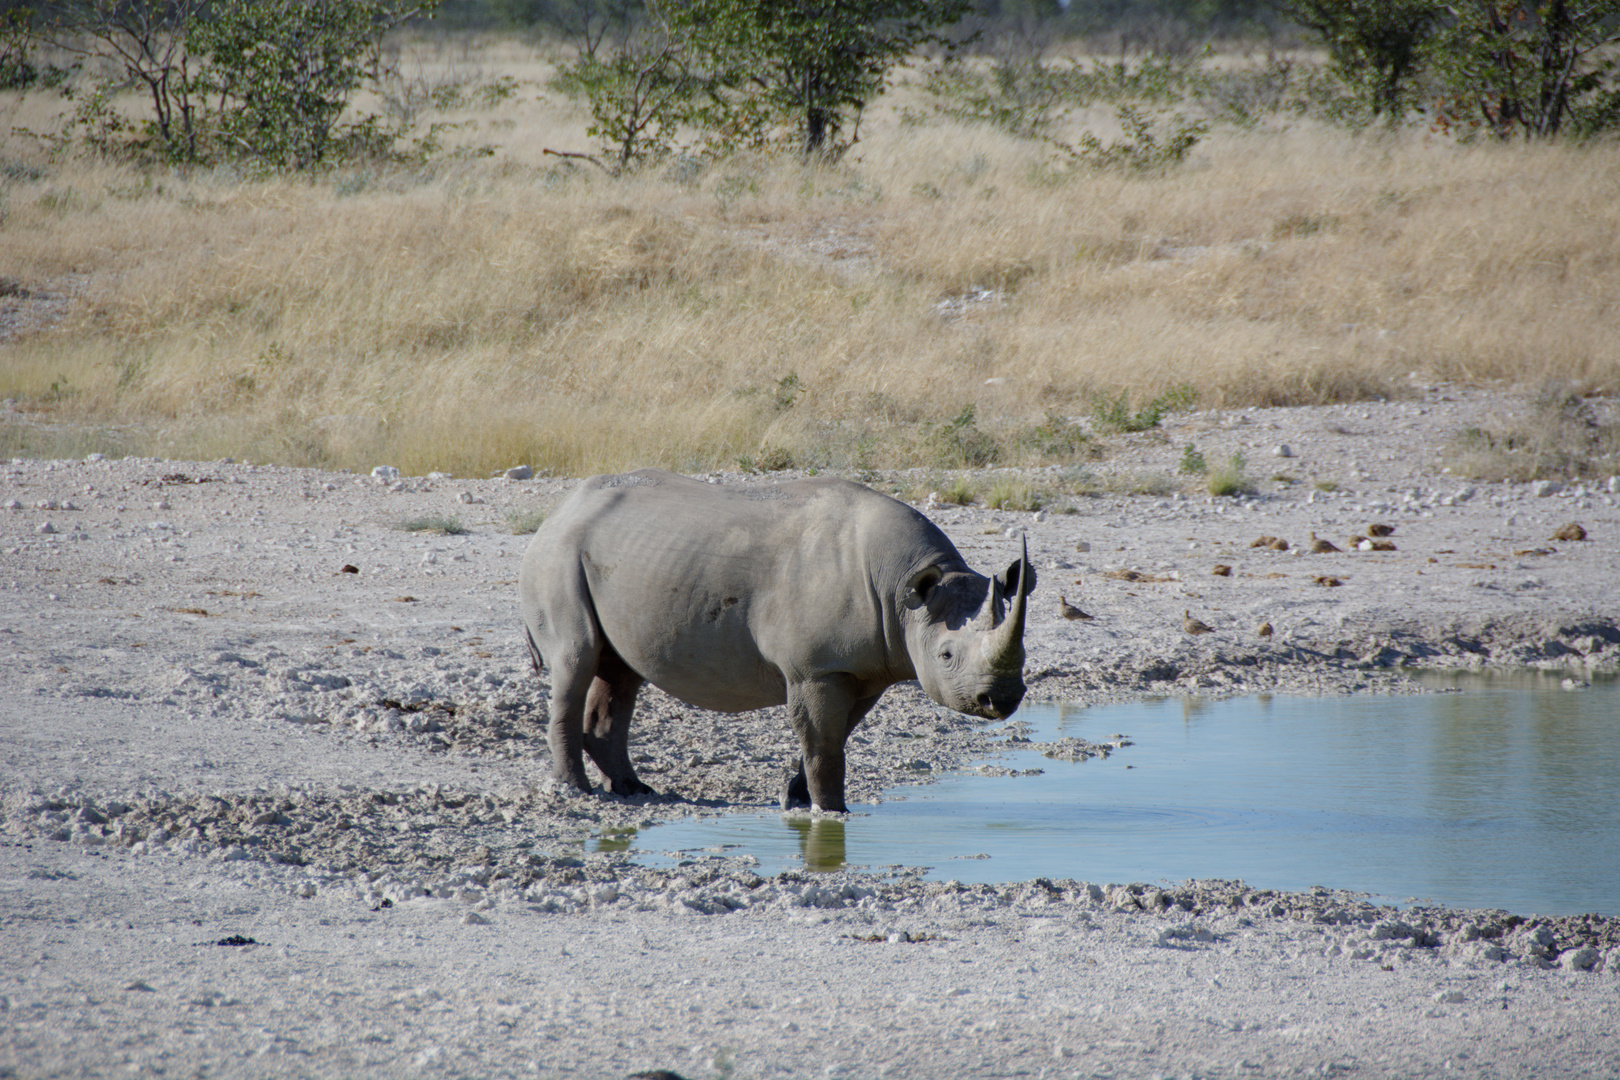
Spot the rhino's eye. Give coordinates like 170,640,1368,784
939,647,955,663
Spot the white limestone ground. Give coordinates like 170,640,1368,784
2,382,1618,1079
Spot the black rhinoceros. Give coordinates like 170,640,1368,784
518,468,1033,812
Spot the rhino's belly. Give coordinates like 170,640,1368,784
602,621,789,714
642,668,788,714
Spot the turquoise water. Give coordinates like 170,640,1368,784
620,676,1620,916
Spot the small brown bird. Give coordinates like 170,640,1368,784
1366,539,1396,551
1269,537,1290,551
1552,522,1588,542
1348,534,1368,549
1183,609,1214,635
1249,535,1276,548
1059,594,1093,621
1312,574,1343,587
1256,621,1273,638
1309,531,1341,554
1211,564,1232,577
1367,523,1395,537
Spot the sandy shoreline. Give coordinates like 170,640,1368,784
3,383,1619,1077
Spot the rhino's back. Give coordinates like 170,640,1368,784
519,470,950,710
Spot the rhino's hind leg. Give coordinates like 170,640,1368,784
780,758,810,810
581,645,654,797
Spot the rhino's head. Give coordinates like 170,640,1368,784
903,539,1034,720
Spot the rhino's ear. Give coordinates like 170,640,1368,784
998,559,1036,598
904,566,944,610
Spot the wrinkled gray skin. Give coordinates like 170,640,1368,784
518,469,1033,813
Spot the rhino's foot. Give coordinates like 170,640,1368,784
780,758,811,810
609,776,655,797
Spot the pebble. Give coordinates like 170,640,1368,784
371,466,400,481
1532,480,1561,497
1273,444,1293,458
505,465,534,481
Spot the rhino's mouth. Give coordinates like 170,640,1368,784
975,679,1026,719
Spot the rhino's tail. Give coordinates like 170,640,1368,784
524,624,545,674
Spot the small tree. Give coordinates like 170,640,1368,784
568,35,705,171
191,0,438,169
23,0,212,161
1428,0,1620,138
667,0,976,157
1273,0,1440,121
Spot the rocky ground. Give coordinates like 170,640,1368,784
2,382,1618,1078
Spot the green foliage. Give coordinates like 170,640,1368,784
1444,383,1620,480
1427,0,1620,139
1018,411,1097,460
1275,0,1439,122
559,38,707,172
666,0,975,157
1206,452,1253,496
914,58,1076,138
917,405,1000,467
1179,442,1207,474
1063,105,1208,173
18,0,437,168
1090,385,1196,433
1279,0,1620,137
984,476,1046,511
400,514,469,534
192,0,432,169
505,507,548,534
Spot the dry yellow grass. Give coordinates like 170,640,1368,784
2,38,1618,476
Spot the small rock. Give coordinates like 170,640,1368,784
1608,476,1620,494
1561,946,1601,971
2,499,19,510
1075,541,1091,553
1433,990,1466,1004
457,491,481,504
36,522,56,534
1531,479,1561,497
462,911,491,925
1273,444,1293,458
505,465,534,481
1004,526,1025,539
371,466,400,481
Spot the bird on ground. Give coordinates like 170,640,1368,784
1257,621,1273,638
1059,594,1093,621
1552,522,1588,541
1367,523,1395,537
1211,564,1232,577
1183,610,1214,635
1309,531,1341,554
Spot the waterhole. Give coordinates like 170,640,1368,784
619,674,1619,916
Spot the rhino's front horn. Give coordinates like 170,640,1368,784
989,536,1030,673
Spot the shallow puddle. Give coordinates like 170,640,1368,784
618,674,1619,916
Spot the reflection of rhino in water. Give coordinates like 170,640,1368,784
519,469,1033,813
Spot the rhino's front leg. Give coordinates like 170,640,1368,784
782,679,883,813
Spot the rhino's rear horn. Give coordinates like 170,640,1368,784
989,537,1030,672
